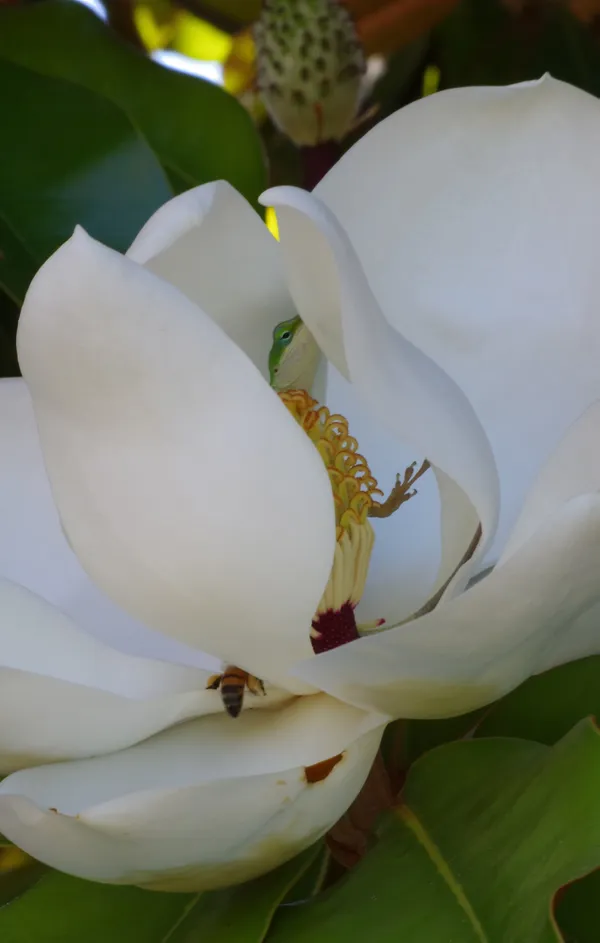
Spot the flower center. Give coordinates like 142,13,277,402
279,389,384,653
280,389,383,537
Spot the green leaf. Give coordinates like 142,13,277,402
268,720,600,943
555,869,600,943
281,844,329,905
0,0,267,205
0,57,172,304
401,707,486,766
0,873,188,943
474,656,600,744
434,0,600,96
0,851,46,908
0,218,39,307
0,845,321,943
165,845,322,943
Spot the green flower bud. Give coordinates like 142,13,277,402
254,0,366,147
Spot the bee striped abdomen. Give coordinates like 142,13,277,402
206,666,266,718
220,666,249,718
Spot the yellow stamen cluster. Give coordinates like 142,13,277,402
279,390,382,542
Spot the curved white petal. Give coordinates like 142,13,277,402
501,400,600,561
0,696,384,891
501,400,600,672
290,494,600,719
18,231,335,689
0,579,221,773
261,187,499,579
0,378,218,670
127,182,297,380
432,467,481,603
312,75,600,557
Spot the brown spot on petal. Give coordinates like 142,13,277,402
305,752,344,784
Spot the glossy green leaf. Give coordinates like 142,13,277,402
0,865,46,908
0,0,266,205
475,656,600,744
434,0,600,95
269,720,600,943
399,707,485,767
165,845,322,943
555,869,600,943
0,219,38,307
472,655,600,941
0,845,320,943
281,844,329,905
0,873,188,943
0,57,172,305
393,656,600,774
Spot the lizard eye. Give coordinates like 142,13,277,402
279,330,293,343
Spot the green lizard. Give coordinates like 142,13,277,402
268,315,430,521
268,315,321,393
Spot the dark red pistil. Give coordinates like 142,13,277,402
311,602,360,654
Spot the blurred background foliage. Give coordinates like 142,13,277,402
3,0,600,361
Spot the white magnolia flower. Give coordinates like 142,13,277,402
2,74,600,890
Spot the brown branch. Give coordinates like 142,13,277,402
327,751,395,869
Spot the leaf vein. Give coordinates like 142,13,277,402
396,804,488,942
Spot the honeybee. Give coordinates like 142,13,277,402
206,666,266,718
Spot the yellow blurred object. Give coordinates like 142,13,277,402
422,64,440,97
172,10,232,61
0,845,33,873
265,207,279,240
134,0,176,51
224,27,268,123
224,27,256,96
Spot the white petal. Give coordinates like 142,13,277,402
312,75,600,557
0,579,220,773
290,494,600,719
18,231,335,689
128,182,297,380
432,467,481,603
0,696,384,890
501,400,600,560
501,400,600,671
261,187,499,572
0,378,218,670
